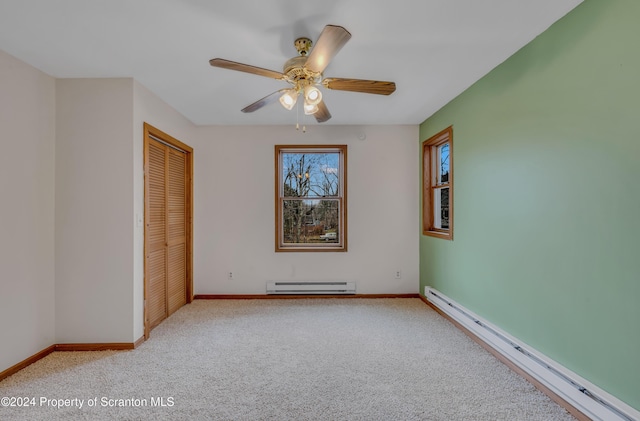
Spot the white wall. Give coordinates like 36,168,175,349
0,50,56,371
132,81,195,339
192,125,420,294
55,78,135,343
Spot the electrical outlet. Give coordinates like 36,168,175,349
227,272,234,280
395,270,402,279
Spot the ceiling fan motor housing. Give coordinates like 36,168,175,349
283,56,321,87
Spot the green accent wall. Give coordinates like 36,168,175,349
419,0,640,411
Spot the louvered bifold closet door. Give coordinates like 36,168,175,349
147,139,168,330
166,149,187,316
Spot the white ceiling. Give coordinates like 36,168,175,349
0,0,582,126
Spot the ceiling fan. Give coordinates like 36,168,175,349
209,25,396,123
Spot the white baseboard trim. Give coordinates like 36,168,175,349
425,287,639,421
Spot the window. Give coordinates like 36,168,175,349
423,126,453,240
275,145,347,252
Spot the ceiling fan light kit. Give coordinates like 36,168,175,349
303,102,319,115
279,88,298,110
303,84,322,105
209,25,396,125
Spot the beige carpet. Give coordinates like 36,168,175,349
0,298,575,420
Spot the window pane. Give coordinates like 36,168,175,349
433,187,449,230
282,152,340,198
438,143,449,184
283,199,339,244
422,126,452,240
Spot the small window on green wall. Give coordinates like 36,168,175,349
423,126,453,240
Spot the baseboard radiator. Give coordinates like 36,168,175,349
267,281,356,295
425,287,639,421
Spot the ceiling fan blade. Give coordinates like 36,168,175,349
322,78,396,95
241,89,288,113
305,25,351,74
209,58,285,80
314,100,331,123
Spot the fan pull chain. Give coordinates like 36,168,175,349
294,98,306,133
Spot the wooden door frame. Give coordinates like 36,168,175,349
143,122,193,340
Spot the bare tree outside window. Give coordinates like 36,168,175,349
276,145,347,252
